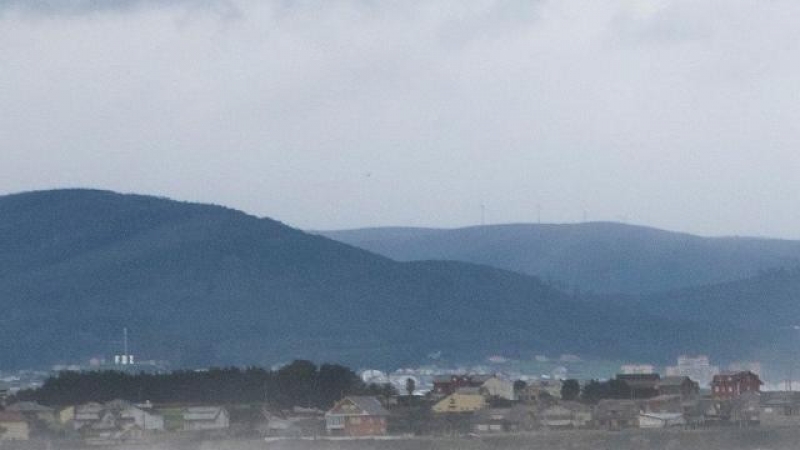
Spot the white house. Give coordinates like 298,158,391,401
638,412,685,429
481,377,516,401
183,407,230,431
120,406,164,432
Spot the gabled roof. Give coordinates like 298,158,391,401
712,371,763,384
0,411,26,423
474,407,513,420
105,399,133,410
617,374,660,390
184,406,226,421
6,401,54,413
327,396,388,417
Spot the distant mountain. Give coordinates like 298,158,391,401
319,224,800,295
0,190,766,369
643,267,800,330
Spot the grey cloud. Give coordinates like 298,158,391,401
0,0,237,16
1,0,800,238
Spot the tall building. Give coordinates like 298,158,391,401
665,355,719,388
620,364,655,375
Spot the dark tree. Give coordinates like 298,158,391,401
561,379,580,401
608,378,632,399
513,379,527,393
580,379,606,404
12,361,370,410
405,377,416,396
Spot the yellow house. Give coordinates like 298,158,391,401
433,392,486,413
0,412,30,441
58,406,75,425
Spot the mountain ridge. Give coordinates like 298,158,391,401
0,189,771,370
319,223,800,295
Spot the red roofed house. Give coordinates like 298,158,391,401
325,396,389,436
711,371,762,400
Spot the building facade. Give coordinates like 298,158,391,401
325,396,389,437
712,371,762,400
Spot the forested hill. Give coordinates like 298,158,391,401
0,190,766,369
319,224,800,295
643,268,800,330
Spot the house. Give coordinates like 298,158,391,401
562,401,593,428
432,375,492,397
432,392,487,414
480,377,516,401
0,411,30,441
183,406,230,432
6,401,56,423
539,405,574,429
638,412,685,429
761,391,800,417
119,405,165,432
518,379,563,403
325,396,389,437
730,391,761,426
58,406,75,426
73,402,105,431
643,395,683,414
594,399,640,430
616,374,660,399
0,382,10,407
539,402,592,429
657,376,699,399
711,371,762,400
471,408,514,433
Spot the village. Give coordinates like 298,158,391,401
1,360,800,447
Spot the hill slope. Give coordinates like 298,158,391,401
0,190,764,369
319,224,800,294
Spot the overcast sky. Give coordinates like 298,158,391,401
2,0,800,237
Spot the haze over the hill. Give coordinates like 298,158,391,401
0,189,772,370
320,224,800,294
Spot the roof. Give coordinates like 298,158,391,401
105,399,133,410
184,406,226,421
617,374,660,390
0,411,27,423
6,401,54,413
761,391,800,406
658,376,695,387
337,396,389,416
640,412,684,420
455,387,482,395
596,399,640,414
474,407,513,421
559,401,592,412
432,374,493,384
713,371,763,384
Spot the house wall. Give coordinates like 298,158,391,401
0,421,30,441
344,416,386,436
482,378,515,401
433,394,486,413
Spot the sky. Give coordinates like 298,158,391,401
2,0,800,238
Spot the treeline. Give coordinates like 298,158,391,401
551,378,632,404
11,360,395,409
